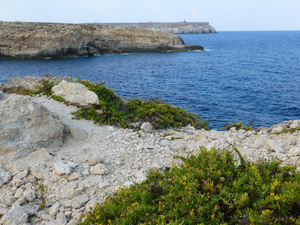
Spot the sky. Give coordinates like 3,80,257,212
1,0,300,31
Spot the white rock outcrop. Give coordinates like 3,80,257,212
52,80,99,107
0,93,64,157
0,75,77,94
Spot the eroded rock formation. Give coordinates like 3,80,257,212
0,93,64,158
0,22,203,59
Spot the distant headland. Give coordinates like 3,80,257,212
0,21,203,59
96,21,217,34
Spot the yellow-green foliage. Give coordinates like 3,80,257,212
77,148,300,225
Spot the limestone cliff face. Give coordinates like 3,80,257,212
99,22,217,34
0,22,203,59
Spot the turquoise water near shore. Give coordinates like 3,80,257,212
0,31,299,129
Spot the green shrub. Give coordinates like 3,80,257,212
77,148,300,225
72,78,209,130
124,98,208,130
221,121,254,131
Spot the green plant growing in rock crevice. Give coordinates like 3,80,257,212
38,183,48,210
221,120,254,131
162,132,175,137
277,127,300,135
171,136,183,140
77,147,300,225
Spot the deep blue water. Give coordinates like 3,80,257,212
1,31,299,129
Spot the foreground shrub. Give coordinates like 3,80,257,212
77,148,300,225
72,77,209,130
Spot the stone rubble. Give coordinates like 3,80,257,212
0,93,299,224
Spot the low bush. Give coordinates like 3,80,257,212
77,147,300,225
221,121,254,131
72,78,209,130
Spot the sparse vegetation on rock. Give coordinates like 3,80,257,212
221,121,254,131
26,76,209,130
77,147,300,225
73,78,209,130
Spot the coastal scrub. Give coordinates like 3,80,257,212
25,77,209,130
221,121,254,131
77,147,300,225
72,77,209,130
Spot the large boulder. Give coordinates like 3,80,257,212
0,93,64,157
52,80,100,107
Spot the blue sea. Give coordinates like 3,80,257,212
0,31,299,130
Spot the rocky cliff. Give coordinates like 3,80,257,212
0,22,203,59
98,22,217,34
0,76,299,224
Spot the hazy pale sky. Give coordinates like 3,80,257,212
1,0,299,31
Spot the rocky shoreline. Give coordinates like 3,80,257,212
0,76,299,225
0,22,203,59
